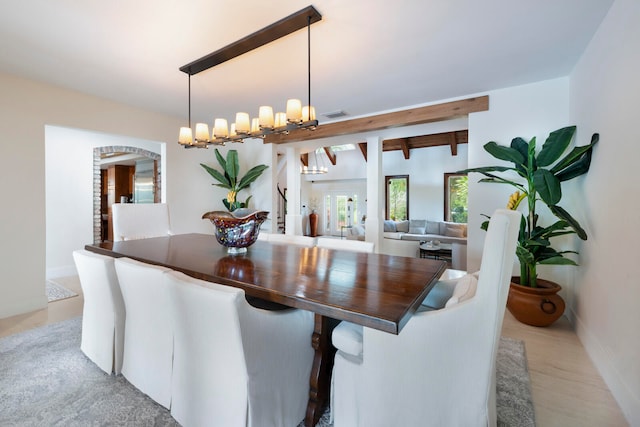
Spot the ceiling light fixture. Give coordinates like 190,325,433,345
178,6,322,148
301,149,328,175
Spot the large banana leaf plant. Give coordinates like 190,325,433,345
200,149,268,212
461,126,599,287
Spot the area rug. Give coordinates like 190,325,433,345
45,279,78,302
0,317,535,426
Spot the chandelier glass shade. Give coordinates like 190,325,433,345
178,6,321,148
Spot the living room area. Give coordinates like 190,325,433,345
279,118,470,261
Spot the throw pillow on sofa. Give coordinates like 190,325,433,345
440,221,467,237
444,225,466,238
408,219,426,234
396,220,410,233
383,220,397,232
426,220,440,234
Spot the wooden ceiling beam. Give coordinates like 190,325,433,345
358,142,367,161
383,130,468,152
449,132,458,156
264,96,488,144
300,152,309,167
400,139,410,159
323,147,337,165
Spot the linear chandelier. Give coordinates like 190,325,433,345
178,6,322,148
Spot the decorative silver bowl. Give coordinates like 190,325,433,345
202,209,269,254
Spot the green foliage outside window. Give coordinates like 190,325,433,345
449,175,468,223
387,177,408,220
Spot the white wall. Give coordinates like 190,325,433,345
0,72,183,318
0,71,274,319
45,126,164,278
569,0,640,422
467,77,570,279
383,144,468,221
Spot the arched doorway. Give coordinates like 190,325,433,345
93,146,161,243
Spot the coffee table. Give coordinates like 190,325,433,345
419,241,452,261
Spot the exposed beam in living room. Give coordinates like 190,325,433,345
354,129,469,162
263,96,488,144
357,143,367,161
383,130,468,155
449,132,458,156
323,147,337,165
400,139,410,159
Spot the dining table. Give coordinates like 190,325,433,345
86,233,446,427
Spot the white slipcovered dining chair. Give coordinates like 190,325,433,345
114,257,174,409
330,209,521,427
263,232,317,247
165,270,314,427
112,203,172,242
316,237,374,253
72,249,125,375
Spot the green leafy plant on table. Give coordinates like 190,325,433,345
461,126,599,287
200,148,269,212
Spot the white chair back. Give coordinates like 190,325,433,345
166,270,314,427
331,209,520,427
112,203,171,242
264,233,317,247
114,257,173,409
72,249,125,374
317,237,374,253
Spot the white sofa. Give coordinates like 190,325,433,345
380,220,467,270
383,219,467,244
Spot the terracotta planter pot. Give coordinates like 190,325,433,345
507,277,565,327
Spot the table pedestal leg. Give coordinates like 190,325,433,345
304,314,338,427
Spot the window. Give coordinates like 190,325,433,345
444,173,468,223
385,175,409,220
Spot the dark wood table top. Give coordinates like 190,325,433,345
86,233,446,334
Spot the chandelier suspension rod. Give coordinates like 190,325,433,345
308,15,311,115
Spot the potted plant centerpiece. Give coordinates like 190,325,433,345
461,126,599,326
200,148,269,254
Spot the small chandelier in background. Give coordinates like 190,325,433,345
301,149,328,175
178,6,322,148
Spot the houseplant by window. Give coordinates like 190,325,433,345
461,126,599,326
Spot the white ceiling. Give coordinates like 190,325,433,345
0,0,613,126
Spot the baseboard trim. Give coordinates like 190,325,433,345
0,295,47,320
46,265,77,280
573,308,637,425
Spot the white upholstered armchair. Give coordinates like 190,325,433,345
330,209,521,427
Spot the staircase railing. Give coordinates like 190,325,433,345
276,184,286,234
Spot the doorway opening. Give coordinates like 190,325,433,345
323,192,358,236
93,146,161,244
